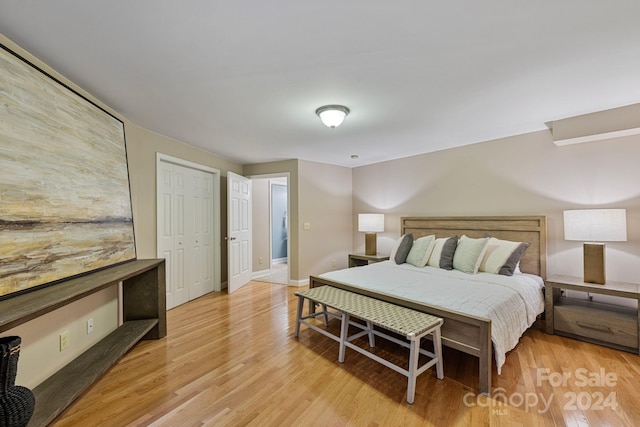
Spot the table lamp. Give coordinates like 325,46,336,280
563,209,627,284
358,213,384,256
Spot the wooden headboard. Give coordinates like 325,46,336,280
401,216,547,279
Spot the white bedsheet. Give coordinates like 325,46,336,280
319,261,544,374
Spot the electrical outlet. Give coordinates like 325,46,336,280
259,257,263,265
331,258,336,267
303,222,310,230
59,331,69,351
87,318,94,334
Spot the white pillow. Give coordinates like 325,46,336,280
427,236,458,269
389,236,402,260
389,233,413,264
479,237,530,276
452,235,489,274
406,235,436,268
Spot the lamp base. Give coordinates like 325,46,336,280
365,233,377,256
583,243,605,285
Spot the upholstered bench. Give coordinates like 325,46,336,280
294,286,444,404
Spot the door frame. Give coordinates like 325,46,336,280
156,153,222,293
248,172,290,285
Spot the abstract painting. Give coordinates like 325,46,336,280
0,44,136,299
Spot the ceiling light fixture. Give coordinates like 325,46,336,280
315,105,350,128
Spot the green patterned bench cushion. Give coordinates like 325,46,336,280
295,286,442,337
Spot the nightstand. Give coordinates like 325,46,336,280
348,253,389,268
545,275,639,353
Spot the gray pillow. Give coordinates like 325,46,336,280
394,233,414,264
439,236,458,270
479,237,531,276
499,242,530,276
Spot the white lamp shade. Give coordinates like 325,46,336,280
316,105,349,128
563,209,627,242
358,213,384,233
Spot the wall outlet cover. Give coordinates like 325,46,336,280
59,331,69,351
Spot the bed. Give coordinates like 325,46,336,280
309,216,547,394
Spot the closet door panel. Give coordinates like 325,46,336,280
173,167,189,307
200,171,214,293
189,170,204,299
158,164,176,309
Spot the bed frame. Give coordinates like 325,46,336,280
309,215,547,394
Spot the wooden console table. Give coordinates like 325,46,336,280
0,259,166,427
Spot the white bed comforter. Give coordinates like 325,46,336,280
319,261,545,373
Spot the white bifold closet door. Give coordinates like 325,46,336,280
158,161,214,310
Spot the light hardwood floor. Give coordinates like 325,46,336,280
52,281,640,426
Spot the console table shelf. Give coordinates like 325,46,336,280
0,259,166,427
29,319,157,427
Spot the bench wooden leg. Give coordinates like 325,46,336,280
366,320,375,347
433,327,444,379
321,304,329,326
294,295,304,338
406,337,420,404
338,312,350,363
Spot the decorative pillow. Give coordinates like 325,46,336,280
406,235,436,268
427,236,458,270
390,233,414,264
479,237,530,276
395,233,414,264
389,235,402,260
453,235,490,274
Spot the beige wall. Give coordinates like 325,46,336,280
353,130,640,284
1,34,243,388
298,159,353,277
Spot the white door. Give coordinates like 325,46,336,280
157,161,188,309
198,170,214,295
157,162,176,308
157,156,220,309
227,171,252,293
189,169,214,299
173,166,189,307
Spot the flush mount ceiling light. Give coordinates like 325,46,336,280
315,105,350,128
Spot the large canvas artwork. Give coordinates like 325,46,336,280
0,44,136,300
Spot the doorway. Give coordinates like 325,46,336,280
251,175,289,285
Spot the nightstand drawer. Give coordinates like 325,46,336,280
554,302,638,349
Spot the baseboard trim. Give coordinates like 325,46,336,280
252,269,270,279
288,278,309,287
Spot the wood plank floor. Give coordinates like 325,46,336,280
51,281,640,426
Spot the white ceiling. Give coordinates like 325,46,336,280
1,1,639,167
